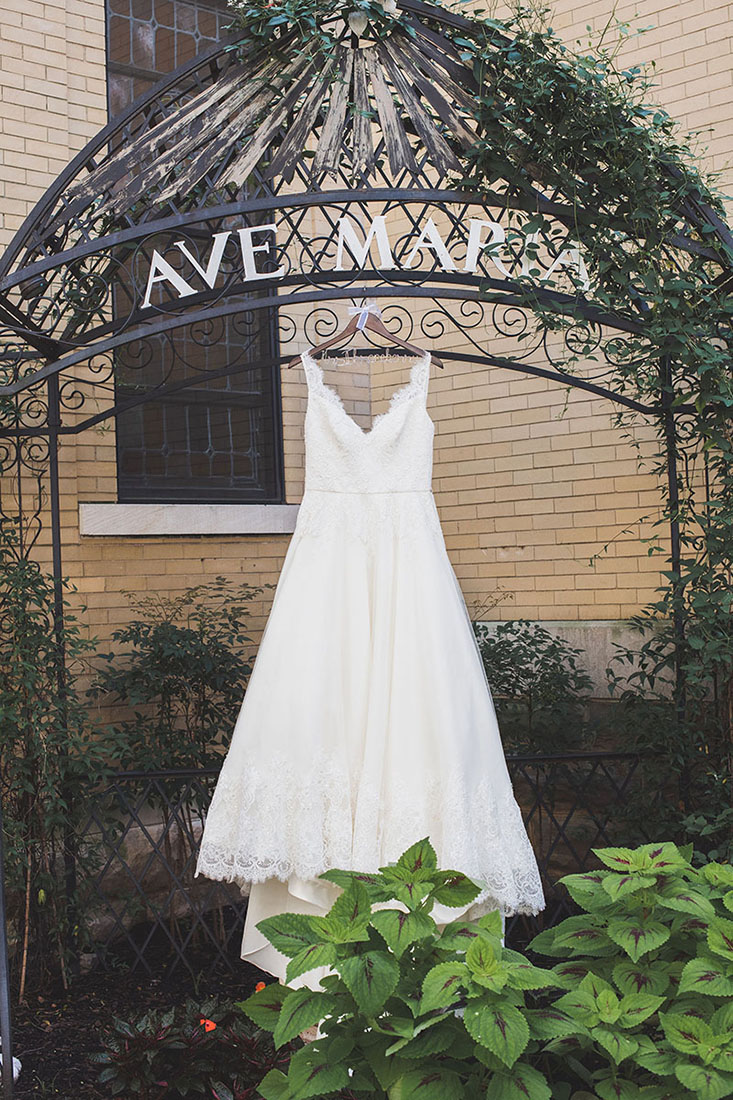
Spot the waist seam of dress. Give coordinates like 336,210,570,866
303,489,432,495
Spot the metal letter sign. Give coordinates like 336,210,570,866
140,212,590,311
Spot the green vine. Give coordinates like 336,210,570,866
224,0,404,56
451,6,733,842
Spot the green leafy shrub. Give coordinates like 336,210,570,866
90,577,265,772
92,995,296,1100
240,837,733,1100
531,841,733,1100
240,838,559,1099
473,619,594,753
0,524,122,996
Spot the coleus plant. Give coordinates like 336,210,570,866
530,842,733,1100
240,839,733,1100
239,838,561,1100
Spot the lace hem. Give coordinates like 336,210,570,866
194,754,546,918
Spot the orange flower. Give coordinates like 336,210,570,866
255,981,267,992
199,1018,217,1032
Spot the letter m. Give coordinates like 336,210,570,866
334,215,395,270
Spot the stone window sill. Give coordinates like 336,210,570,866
79,503,299,537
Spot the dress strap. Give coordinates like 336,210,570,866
411,350,432,402
300,351,322,390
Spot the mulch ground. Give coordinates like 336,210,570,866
9,937,265,1099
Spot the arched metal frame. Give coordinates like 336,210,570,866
1,3,732,1083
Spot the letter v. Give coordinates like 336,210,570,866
173,231,232,289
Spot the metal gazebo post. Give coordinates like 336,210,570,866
660,353,689,808
0,786,15,1099
47,371,79,979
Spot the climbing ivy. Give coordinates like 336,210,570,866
452,6,733,843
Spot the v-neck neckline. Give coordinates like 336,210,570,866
302,350,430,438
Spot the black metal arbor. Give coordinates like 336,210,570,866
5,0,733,575
2,1,733,1090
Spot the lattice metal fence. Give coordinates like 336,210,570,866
72,751,643,979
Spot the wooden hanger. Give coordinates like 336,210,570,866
287,301,444,368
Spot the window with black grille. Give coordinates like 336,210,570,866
106,0,284,504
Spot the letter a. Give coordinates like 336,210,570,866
543,246,590,292
403,217,457,272
142,250,196,309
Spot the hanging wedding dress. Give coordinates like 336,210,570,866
194,348,545,986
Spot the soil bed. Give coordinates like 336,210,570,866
9,929,263,1099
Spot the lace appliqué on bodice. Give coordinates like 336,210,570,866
302,350,431,435
299,350,435,497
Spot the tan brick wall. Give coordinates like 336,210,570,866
0,0,107,248
1,0,729,661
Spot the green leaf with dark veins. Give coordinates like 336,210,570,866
386,1018,453,1059
395,838,438,874
593,847,638,873
674,1063,733,1100
309,914,371,945
238,982,290,1030
679,956,733,997
554,989,599,1027
273,988,335,1049
286,1043,351,1100
613,959,670,997
431,870,481,907
437,920,488,952
616,993,665,1028
595,1078,641,1100
593,1026,639,1064
633,1035,677,1076
388,1066,463,1100
485,1061,552,1100
466,937,508,991
603,873,655,901
327,878,372,929
257,1068,292,1100
420,960,468,1011
661,1011,715,1055
657,882,715,918
607,917,670,962
702,864,733,890
635,843,689,874
286,942,337,983
463,1000,530,1067
339,950,400,1016
505,958,558,991
708,917,733,963
255,913,322,958
553,915,615,956
477,909,505,938
550,960,596,988
526,1007,589,1041
372,907,435,957
319,868,393,904
558,871,611,909
379,866,436,909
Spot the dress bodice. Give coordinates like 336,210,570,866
301,351,434,495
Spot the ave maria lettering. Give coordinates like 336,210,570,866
142,213,590,308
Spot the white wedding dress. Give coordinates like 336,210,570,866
194,349,545,985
